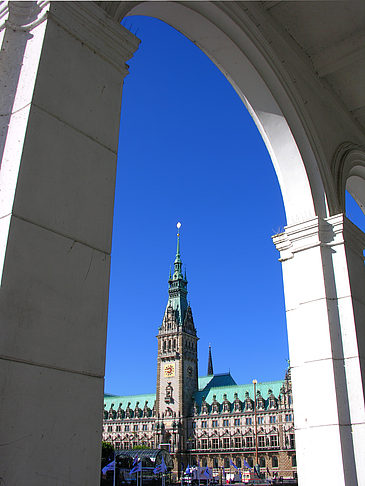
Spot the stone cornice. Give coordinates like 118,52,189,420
273,214,365,262
47,1,140,74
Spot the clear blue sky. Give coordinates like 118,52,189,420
104,16,365,396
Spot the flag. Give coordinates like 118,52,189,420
203,467,210,479
229,460,238,470
266,467,270,476
222,467,226,477
130,461,142,474
185,465,191,475
102,460,115,475
243,460,251,471
153,457,167,475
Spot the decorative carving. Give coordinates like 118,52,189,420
117,403,123,419
165,406,173,417
143,401,150,417
165,382,174,403
125,402,132,418
108,403,115,419
212,395,220,413
201,397,209,414
268,390,278,409
233,392,242,412
244,392,254,411
134,401,141,418
193,401,199,415
222,394,231,413
256,391,265,410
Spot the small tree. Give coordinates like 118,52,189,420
132,445,151,450
102,441,115,468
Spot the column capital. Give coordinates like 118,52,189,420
47,2,140,74
1,2,140,73
272,214,365,262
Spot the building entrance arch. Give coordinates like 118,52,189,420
0,2,364,485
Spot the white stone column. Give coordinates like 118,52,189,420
273,215,365,486
0,2,139,484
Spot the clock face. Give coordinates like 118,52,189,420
164,363,175,377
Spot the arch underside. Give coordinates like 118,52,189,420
117,0,334,226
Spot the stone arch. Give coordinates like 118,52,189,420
332,142,365,215
1,2,364,486
120,1,327,225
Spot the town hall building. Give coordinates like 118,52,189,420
103,225,296,479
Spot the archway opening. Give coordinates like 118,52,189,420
105,15,288,396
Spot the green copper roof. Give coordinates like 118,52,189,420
198,373,236,391
194,379,283,407
104,392,156,412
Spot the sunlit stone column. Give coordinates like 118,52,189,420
273,215,365,486
0,2,139,484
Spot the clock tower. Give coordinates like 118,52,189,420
156,223,198,449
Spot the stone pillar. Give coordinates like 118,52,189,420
0,2,139,484
273,215,365,486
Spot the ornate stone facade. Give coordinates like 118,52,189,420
103,228,296,480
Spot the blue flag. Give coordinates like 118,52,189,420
185,465,191,475
102,460,115,474
153,457,167,475
130,461,142,474
243,460,252,471
203,467,211,479
229,460,238,470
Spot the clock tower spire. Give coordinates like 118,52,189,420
156,224,199,448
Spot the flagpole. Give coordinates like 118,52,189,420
252,379,258,484
113,450,116,486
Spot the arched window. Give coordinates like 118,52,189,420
163,341,166,351
168,340,171,349
292,455,296,467
213,458,218,468
247,457,253,468
272,456,278,468
236,458,241,468
202,458,207,467
224,458,230,468
173,339,176,349
259,457,266,468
